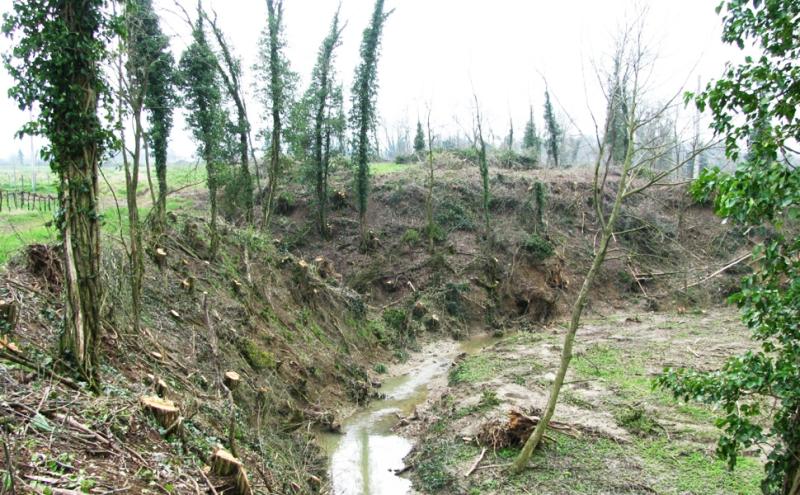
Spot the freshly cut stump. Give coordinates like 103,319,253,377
224,371,241,390
140,395,180,429
210,445,243,476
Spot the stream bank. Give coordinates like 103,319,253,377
318,334,499,495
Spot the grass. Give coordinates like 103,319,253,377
0,164,202,266
370,162,417,175
449,354,505,385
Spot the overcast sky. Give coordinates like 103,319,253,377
0,0,739,162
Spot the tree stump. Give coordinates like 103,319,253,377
209,445,242,476
140,395,180,429
155,247,168,268
181,277,194,293
223,371,240,391
0,299,19,333
235,467,254,495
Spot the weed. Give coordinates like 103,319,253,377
522,232,554,262
401,228,420,245
239,338,276,370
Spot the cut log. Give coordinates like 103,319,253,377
140,395,180,429
209,445,242,477
223,371,241,391
169,309,181,320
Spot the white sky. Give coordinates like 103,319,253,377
0,0,739,162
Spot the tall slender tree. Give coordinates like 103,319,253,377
259,0,294,229
473,95,490,239
507,117,514,150
543,88,561,167
203,9,254,223
4,0,113,385
179,4,224,258
118,0,161,335
308,8,345,238
129,0,175,231
351,0,391,247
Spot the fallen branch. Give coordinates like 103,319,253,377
465,447,487,477
685,253,753,290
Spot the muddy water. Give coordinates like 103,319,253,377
318,335,498,495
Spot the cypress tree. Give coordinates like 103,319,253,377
351,0,391,247
413,120,425,155
543,88,561,167
522,105,541,165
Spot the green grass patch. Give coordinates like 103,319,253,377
639,439,762,494
370,162,416,175
449,354,504,385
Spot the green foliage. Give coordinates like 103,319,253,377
658,3,800,493
373,363,387,374
522,232,554,262
179,9,225,253
401,228,420,245
543,88,561,167
435,198,476,231
414,120,426,154
382,308,407,333
4,0,115,382
240,338,276,370
351,0,390,241
303,8,345,236
127,0,175,224
522,105,541,163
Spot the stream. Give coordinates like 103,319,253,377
317,334,498,495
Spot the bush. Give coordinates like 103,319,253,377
424,223,447,243
394,153,418,164
382,308,407,332
523,232,554,262
435,198,475,231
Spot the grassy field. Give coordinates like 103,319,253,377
0,163,205,265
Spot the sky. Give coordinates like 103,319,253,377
0,0,740,163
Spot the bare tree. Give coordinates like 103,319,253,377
512,17,712,472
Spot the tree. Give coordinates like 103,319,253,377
543,88,561,167
472,95,490,240
351,0,391,247
4,0,113,385
657,1,800,493
522,105,541,164
118,0,161,334
425,108,435,251
308,7,345,238
203,9,254,223
131,0,174,231
179,5,224,258
414,119,425,155
513,20,707,472
259,0,295,230
507,117,514,150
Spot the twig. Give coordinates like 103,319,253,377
685,253,753,289
465,447,487,477
197,468,218,495
2,431,15,495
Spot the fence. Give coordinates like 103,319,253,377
0,190,57,213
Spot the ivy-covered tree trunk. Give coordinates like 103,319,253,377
351,0,389,247
262,0,285,230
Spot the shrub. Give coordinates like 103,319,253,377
424,223,447,243
382,308,407,332
435,198,475,231
523,232,554,262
